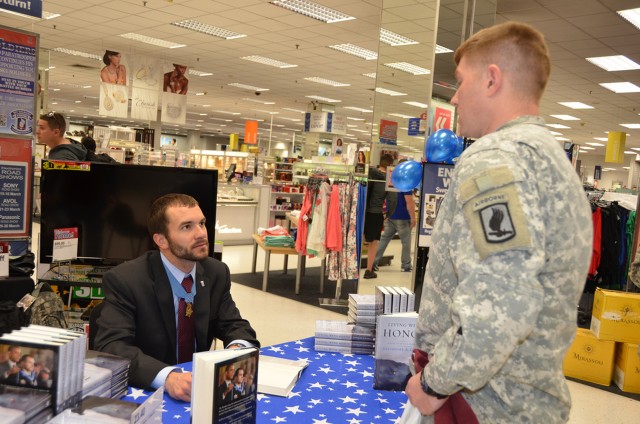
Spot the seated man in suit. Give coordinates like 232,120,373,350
94,193,259,402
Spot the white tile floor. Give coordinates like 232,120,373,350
32,222,640,422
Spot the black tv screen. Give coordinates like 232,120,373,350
39,162,218,265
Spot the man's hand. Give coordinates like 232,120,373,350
405,372,448,416
165,370,192,402
410,217,417,228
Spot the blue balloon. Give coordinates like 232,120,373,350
445,136,466,165
426,129,458,163
391,160,422,191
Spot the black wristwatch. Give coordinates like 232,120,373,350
420,372,449,399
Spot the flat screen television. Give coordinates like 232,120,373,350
39,162,218,265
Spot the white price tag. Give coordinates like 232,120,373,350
52,227,79,262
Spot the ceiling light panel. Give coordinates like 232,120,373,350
328,44,378,60
586,142,604,146
620,123,640,129
172,20,246,39
599,82,640,93
435,44,453,54
119,33,185,49
243,98,275,105
52,48,101,61
188,69,213,76
547,124,571,129
586,55,640,71
618,8,640,30
304,77,350,87
403,101,429,108
228,83,270,91
344,106,373,113
379,29,419,46
384,62,430,75
241,55,298,68
550,114,580,121
269,0,355,23
558,102,594,109
362,73,377,79
306,95,341,103
375,87,407,96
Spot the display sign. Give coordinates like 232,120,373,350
0,138,32,237
418,163,454,247
0,241,8,277
0,1,42,18
244,120,258,145
379,119,398,145
408,117,426,136
131,56,161,121
428,99,455,133
0,26,38,136
52,227,78,262
594,165,602,181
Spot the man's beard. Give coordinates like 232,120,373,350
167,238,209,261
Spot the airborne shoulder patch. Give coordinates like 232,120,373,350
479,203,516,243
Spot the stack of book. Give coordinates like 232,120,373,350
0,385,53,424
347,294,377,327
314,320,375,355
375,286,415,315
82,350,131,399
0,325,87,415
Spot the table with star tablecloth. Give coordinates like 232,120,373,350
122,336,409,423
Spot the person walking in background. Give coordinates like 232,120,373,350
405,22,593,423
362,154,396,279
373,159,416,273
37,112,87,161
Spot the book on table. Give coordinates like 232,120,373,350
374,312,418,391
191,347,259,424
257,355,308,397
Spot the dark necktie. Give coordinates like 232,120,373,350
177,275,195,363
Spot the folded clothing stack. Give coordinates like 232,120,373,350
258,225,295,247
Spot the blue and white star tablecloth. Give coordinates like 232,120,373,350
124,337,409,423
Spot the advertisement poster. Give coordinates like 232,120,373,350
0,1,42,19
0,27,38,136
0,138,32,237
418,163,454,247
99,82,128,118
52,227,78,262
428,99,454,133
131,56,161,121
379,119,398,145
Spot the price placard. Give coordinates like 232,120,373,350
52,227,78,262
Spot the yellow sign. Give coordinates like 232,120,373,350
42,160,91,171
605,131,626,163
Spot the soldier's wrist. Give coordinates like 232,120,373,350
420,372,448,399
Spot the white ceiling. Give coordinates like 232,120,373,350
1,0,639,163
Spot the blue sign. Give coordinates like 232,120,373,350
0,0,42,18
418,163,454,247
408,118,422,136
326,112,333,132
304,112,311,132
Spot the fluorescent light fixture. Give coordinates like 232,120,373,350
280,117,302,122
579,146,595,150
269,0,355,23
384,62,430,75
304,77,350,87
558,102,593,109
550,114,580,121
624,151,636,154
243,98,275,105
621,123,640,129
212,110,240,115
119,33,185,49
593,137,608,141
253,109,279,114
211,117,233,122
600,82,640,93
344,106,373,113
403,101,429,108
282,108,305,114
586,142,605,146
241,55,298,68
618,8,640,31
306,95,341,103
586,55,640,71
328,44,378,60
362,73,377,79
555,137,571,141
631,147,640,151
242,117,265,121
52,48,101,61
188,69,213,77
379,29,419,46
347,116,365,121
228,83,270,92
194,92,206,96
389,113,413,119
546,124,571,129
375,87,407,96
172,20,246,39
549,131,563,135
435,44,453,54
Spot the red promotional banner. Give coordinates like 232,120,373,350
379,119,398,144
0,138,32,237
244,121,258,145
433,107,453,131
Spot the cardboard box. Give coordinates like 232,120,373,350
563,328,616,386
590,288,640,343
613,342,640,394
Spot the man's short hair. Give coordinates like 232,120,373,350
81,136,97,152
454,21,551,102
39,112,67,134
147,193,199,237
380,154,394,167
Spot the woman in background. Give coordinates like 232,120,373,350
101,50,127,85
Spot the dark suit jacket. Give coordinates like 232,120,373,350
94,251,259,389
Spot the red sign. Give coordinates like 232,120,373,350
433,107,452,130
379,119,398,140
244,121,258,145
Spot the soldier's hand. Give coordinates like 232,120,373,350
405,372,448,416
165,370,192,402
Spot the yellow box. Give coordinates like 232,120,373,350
563,328,616,386
590,288,640,343
613,342,640,394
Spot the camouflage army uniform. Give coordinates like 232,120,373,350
415,116,592,423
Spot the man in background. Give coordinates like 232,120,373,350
0,345,21,380
405,22,592,423
37,112,86,161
